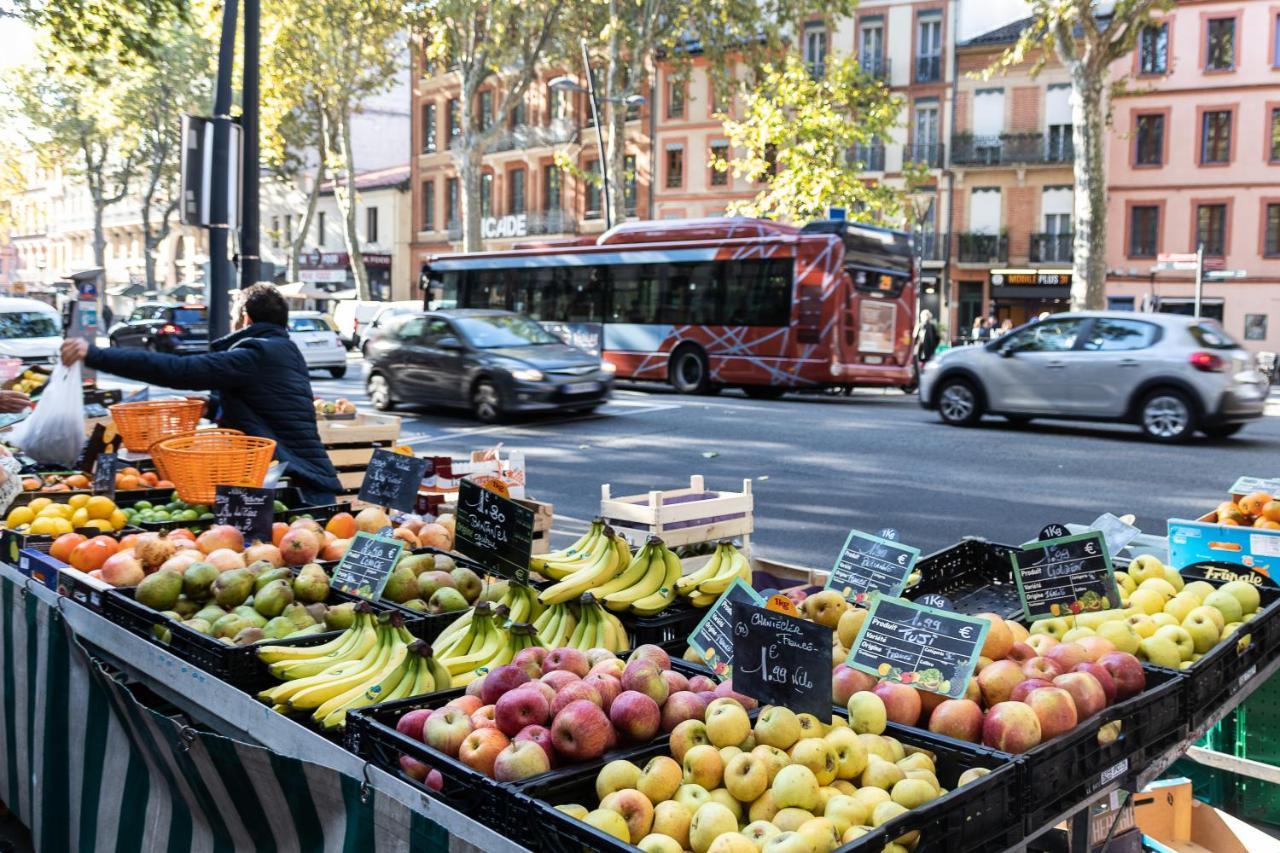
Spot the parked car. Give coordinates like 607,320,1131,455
288,311,348,378
0,297,63,364
919,312,1270,442
332,300,382,350
359,301,425,357
107,302,209,354
365,309,613,422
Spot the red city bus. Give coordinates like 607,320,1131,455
422,216,916,395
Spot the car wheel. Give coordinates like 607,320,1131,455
1202,423,1244,440
329,366,347,379
937,378,983,426
472,380,505,423
1139,389,1196,443
367,373,395,411
742,386,786,400
669,346,714,394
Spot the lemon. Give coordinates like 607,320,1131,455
29,517,58,535
108,509,127,530
28,497,52,513
68,494,90,509
82,519,113,532
86,496,116,520
37,505,62,519
71,508,89,528
5,507,33,527
51,518,72,535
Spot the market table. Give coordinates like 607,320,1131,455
0,561,528,853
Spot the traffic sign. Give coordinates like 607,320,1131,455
1205,269,1246,279
1203,256,1226,271
1152,262,1198,272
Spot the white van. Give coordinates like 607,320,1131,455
0,298,63,364
332,300,384,350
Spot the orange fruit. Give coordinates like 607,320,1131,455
64,474,90,490
120,466,141,477
1254,518,1280,530
21,478,39,491
271,522,290,547
117,474,140,490
155,479,174,489
141,472,158,486
117,533,139,552
46,483,70,492
50,532,87,563
1239,491,1272,518
1263,501,1280,523
325,512,357,539
70,538,116,572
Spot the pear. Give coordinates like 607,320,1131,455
285,624,326,638
324,602,356,630
182,562,220,600
397,553,436,576
428,587,469,614
180,618,213,636
193,605,227,625
293,564,330,604
212,569,254,608
232,606,268,629
254,579,295,618
480,579,509,604
136,571,183,611
401,598,429,612
173,596,200,618
304,602,328,624
253,567,292,592
450,567,483,603
246,559,277,576
382,567,418,604
282,602,317,630
232,626,265,646
211,613,252,639
262,616,297,639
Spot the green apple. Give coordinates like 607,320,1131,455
707,788,742,823
1187,605,1225,633
1114,571,1136,594
674,784,712,814
1126,614,1157,638
652,801,692,849
724,753,769,803
1155,624,1195,660
1139,634,1183,668
636,833,684,853
1030,617,1071,640
771,807,814,833
824,727,868,780
788,738,837,786
1180,610,1221,654
1128,588,1166,616
1128,555,1167,585
958,767,990,786
597,759,642,799
584,809,631,842
823,795,869,835
741,819,781,848
754,706,803,750
1183,581,1216,604
1204,590,1244,626
1139,577,1178,599
871,800,909,827
772,764,821,811
683,744,725,790
859,754,905,791
1062,626,1096,642
1162,566,1185,591
1218,581,1261,616
688,802,737,853
1163,593,1200,624
1149,612,1178,628
891,778,937,809
793,817,840,853
1096,620,1141,654
750,745,791,785
1223,622,1243,638
846,692,887,735
747,789,779,823
760,831,812,853
557,803,589,819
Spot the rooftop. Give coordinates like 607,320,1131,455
320,164,411,194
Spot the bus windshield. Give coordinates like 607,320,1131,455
454,314,561,348
851,269,908,298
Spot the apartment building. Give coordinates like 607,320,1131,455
409,50,652,278
946,19,1076,333
1104,1,1280,351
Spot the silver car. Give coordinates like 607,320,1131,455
919,312,1269,442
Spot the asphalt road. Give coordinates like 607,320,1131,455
300,361,1280,570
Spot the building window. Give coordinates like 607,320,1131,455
1128,205,1159,257
508,169,525,214
1264,203,1280,256
665,145,684,188
478,91,493,131
480,173,493,217
446,177,458,224
624,154,637,216
1135,114,1164,165
666,78,685,118
284,214,293,244
1197,203,1227,256
859,17,885,77
422,102,437,153
585,161,602,219
916,13,942,82
544,165,562,211
803,23,827,78
510,99,526,129
710,141,729,186
1206,18,1235,70
447,99,460,147
1201,110,1231,164
1046,123,1073,162
1139,23,1168,74
1245,314,1268,341
366,207,378,244
423,181,435,230
548,87,566,123
270,215,279,248
1271,108,1280,162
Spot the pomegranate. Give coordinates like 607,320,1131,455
206,548,247,572
134,533,177,572
244,543,284,568
100,552,145,587
279,529,320,566
197,525,244,555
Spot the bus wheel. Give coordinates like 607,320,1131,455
742,386,786,400
669,346,714,395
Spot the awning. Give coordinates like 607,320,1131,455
106,283,149,297
164,284,204,300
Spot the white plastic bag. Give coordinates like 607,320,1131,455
10,361,86,468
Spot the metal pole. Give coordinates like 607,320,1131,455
580,39,612,230
208,0,239,341
1194,242,1203,319
240,0,260,288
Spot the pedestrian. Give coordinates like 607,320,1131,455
979,316,996,340
999,319,1014,336
913,309,940,367
60,283,342,504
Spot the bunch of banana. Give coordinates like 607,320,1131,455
537,527,629,605
256,609,451,729
531,519,629,581
535,593,630,652
593,536,681,616
435,602,545,686
675,541,751,606
435,581,542,650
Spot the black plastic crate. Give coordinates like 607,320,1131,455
119,489,345,533
516,716,1020,853
905,537,1024,618
615,598,707,649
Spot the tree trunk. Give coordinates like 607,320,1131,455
289,163,325,282
1069,67,1107,311
327,109,371,300
457,84,484,253
605,102,628,227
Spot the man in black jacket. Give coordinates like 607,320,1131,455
61,284,343,504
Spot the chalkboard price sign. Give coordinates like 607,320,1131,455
825,528,921,604
687,578,765,680
454,478,535,584
732,601,832,719
1039,523,1069,541
92,452,118,498
332,531,406,600
214,485,275,544
1013,530,1120,622
847,595,990,699
357,449,430,512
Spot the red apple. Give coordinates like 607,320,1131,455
481,664,531,705
540,670,581,692
588,658,625,680
1052,672,1107,719
609,689,662,742
627,643,672,671
465,675,487,698
550,681,603,717
1098,652,1146,701
695,690,718,709
399,754,429,781
458,728,510,777
982,701,1043,753
1020,656,1064,681
1010,678,1053,703
1073,662,1117,705
1044,642,1091,674
978,660,1027,707
1027,635,1059,656
1075,637,1117,663
1023,687,1078,740
550,700,612,761
447,695,483,716
583,673,623,712
423,708,472,757
493,740,552,782
470,705,497,730
661,691,706,732
620,660,669,705
396,709,432,742
832,664,878,705
712,679,757,710
512,646,548,677
425,768,443,791
543,647,590,678
874,682,923,725
1007,642,1037,663
527,679,557,707
514,724,557,766
927,699,984,743
917,689,947,726
688,675,718,693
495,686,551,737
585,648,618,668
662,670,690,695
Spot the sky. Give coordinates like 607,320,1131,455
0,17,35,70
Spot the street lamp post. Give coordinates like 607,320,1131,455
909,189,936,321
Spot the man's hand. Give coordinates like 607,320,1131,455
61,338,89,366
0,391,31,414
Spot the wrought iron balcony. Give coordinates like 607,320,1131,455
955,232,1009,263
904,143,945,169
849,143,886,171
1030,232,1073,263
527,210,578,235
915,55,941,82
951,133,1076,166
860,56,890,81
914,231,947,262
488,119,578,153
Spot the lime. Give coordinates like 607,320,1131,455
272,501,288,512
135,501,152,510
152,511,171,520
180,509,199,521
199,512,214,520
193,505,210,515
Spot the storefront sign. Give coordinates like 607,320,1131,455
688,577,765,680
454,478,535,584
989,269,1073,287
847,595,989,699
732,601,832,719
824,528,920,604
332,531,405,599
482,214,528,240
1013,530,1120,621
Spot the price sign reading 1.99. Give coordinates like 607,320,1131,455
731,601,832,720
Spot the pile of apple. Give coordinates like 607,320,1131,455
394,644,758,786
551,701,988,853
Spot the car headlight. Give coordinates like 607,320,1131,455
600,360,617,375
511,368,544,382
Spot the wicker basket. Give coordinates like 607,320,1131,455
152,432,277,504
147,429,244,482
109,399,207,452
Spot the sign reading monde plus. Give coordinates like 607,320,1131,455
482,214,528,240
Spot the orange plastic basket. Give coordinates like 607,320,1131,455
153,432,277,504
109,399,207,452
148,429,243,482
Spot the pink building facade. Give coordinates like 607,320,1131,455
1105,0,1280,351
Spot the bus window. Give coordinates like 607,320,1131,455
851,269,906,298
724,258,793,326
466,269,512,309
565,266,603,322
609,264,660,323
665,262,721,325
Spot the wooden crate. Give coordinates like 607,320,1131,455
316,412,402,501
600,475,753,550
515,497,553,554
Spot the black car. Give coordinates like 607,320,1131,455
108,302,209,354
365,309,613,422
